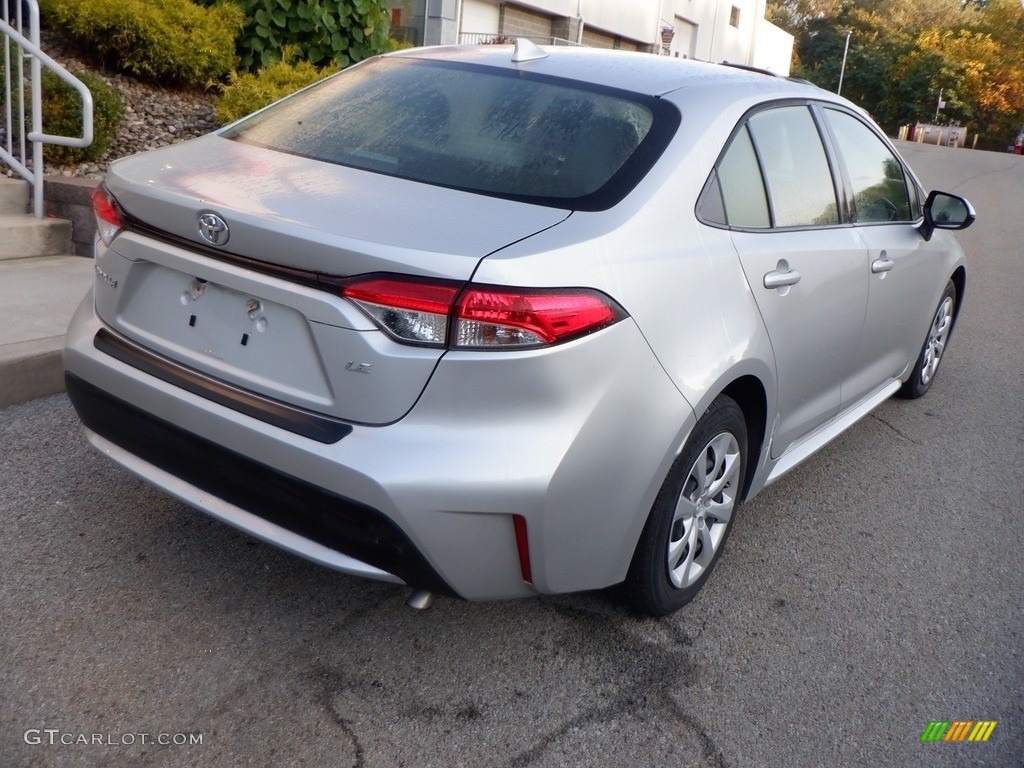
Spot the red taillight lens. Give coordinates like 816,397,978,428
91,186,123,246
338,275,626,350
455,287,623,348
340,277,460,346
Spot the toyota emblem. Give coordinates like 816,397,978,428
198,212,230,246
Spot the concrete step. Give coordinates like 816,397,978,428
0,254,94,407
0,213,73,260
0,177,29,213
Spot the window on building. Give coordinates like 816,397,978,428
729,6,740,27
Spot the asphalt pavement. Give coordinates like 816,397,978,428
1,142,1021,768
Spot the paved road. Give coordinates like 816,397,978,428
2,143,1022,768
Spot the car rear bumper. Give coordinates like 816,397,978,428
66,372,455,594
64,292,695,601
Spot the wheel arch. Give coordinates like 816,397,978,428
950,265,967,323
720,375,768,502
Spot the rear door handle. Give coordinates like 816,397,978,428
763,264,802,290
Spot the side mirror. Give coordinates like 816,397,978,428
919,190,976,242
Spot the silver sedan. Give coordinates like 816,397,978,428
65,41,974,615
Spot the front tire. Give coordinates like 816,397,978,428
898,279,956,399
623,395,747,616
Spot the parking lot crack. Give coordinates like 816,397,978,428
870,414,922,445
504,700,628,768
308,666,368,768
506,600,728,767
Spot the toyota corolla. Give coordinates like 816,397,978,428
64,42,974,615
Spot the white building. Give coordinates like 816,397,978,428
388,0,793,75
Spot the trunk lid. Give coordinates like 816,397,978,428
104,133,569,280
96,136,569,426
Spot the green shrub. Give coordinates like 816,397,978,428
215,57,336,125
228,0,390,71
388,37,415,52
216,36,423,126
0,59,123,165
38,0,243,86
41,69,124,165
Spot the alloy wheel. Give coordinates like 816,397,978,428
667,431,742,589
921,295,954,386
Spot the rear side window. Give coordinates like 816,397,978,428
747,106,839,227
700,104,841,230
823,108,912,223
223,57,679,211
715,125,770,228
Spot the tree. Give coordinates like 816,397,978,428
769,0,1023,145
918,27,1024,143
880,46,953,127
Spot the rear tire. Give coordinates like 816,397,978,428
898,279,956,399
623,395,747,616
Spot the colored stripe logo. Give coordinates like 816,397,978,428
921,721,997,742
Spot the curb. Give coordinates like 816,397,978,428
0,255,93,409
0,338,67,408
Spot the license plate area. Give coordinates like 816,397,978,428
179,277,270,359
114,262,333,406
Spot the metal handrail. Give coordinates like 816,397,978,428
1,0,93,218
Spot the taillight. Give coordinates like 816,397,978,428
341,277,459,346
455,287,623,348
91,186,123,246
337,275,626,350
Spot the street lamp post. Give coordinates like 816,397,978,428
837,30,851,95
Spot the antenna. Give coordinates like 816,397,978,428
511,38,548,63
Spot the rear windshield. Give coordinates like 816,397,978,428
222,57,679,210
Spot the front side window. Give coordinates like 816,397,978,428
746,106,839,227
222,57,679,211
824,108,912,223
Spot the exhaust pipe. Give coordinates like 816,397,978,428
406,590,436,611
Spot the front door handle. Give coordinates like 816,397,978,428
871,253,895,274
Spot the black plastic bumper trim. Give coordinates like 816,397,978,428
65,372,458,598
93,327,352,444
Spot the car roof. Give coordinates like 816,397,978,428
388,43,825,103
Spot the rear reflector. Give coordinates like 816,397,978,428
337,274,626,350
513,515,533,584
